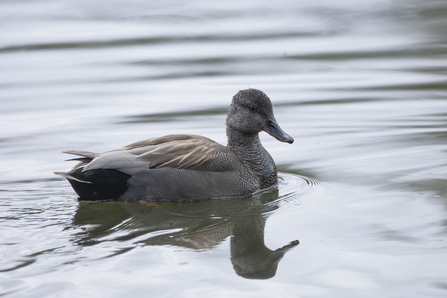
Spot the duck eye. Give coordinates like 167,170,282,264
248,105,256,111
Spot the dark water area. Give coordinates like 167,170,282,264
1,0,447,297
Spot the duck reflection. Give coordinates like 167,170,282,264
71,187,299,279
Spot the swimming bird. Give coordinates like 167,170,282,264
55,89,294,201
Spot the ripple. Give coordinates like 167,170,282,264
118,107,227,124
266,173,323,213
278,173,321,197
0,31,317,53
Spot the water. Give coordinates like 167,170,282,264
1,0,447,297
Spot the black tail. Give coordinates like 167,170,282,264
62,168,131,201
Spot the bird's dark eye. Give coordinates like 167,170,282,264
248,105,256,111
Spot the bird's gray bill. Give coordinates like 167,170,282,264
263,119,294,144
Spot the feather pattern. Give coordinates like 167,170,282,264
80,134,239,176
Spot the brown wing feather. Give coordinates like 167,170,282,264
123,134,204,150
124,134,238,172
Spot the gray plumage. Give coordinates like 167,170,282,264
56,89,294,201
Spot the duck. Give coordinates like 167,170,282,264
55,88,294,202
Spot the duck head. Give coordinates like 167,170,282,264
226,89,294,144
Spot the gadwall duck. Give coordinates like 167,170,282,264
56,89,294,201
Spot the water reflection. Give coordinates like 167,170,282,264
71,187,299,279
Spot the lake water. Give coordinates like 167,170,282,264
1,0,447,297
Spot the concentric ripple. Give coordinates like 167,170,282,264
260,172,324,213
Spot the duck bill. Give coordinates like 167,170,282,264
263,119,294,144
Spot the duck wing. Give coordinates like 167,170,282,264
79,134,238,175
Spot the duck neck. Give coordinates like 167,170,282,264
227,129,277,189
227,128,261,151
